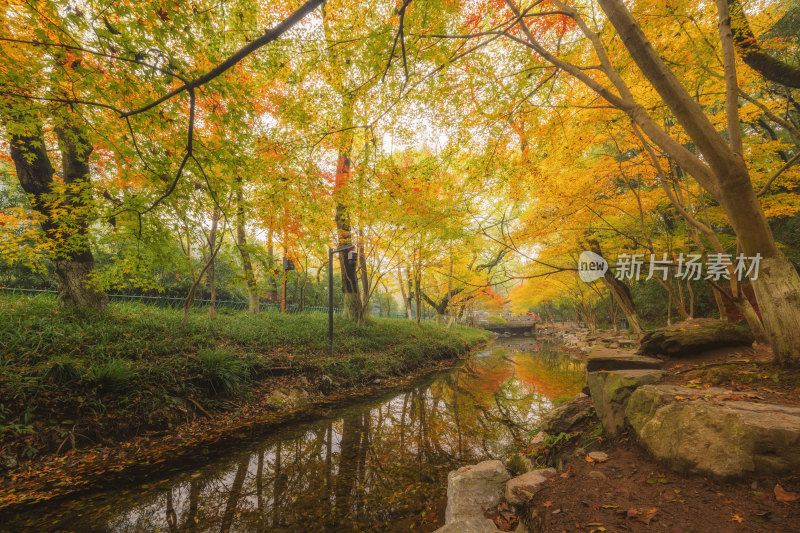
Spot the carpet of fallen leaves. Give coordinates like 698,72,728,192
480,341,800,532
515,436,800,532
0,357,463,515
482,434,800,532
658,344,800,407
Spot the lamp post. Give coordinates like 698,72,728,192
328,244,356,356
281,256,295,313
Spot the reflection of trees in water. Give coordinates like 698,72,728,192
93,348,583,532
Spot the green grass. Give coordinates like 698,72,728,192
0,293,490,456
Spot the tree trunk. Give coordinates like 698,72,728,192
323,9,362,322
300,266,307,312
235,180,259,314
413,261,423,325
727,0,800,89
714,287,730,322
588,240,643,333
207,208,219,318
606,295,618,333
596,0,796,362
6,110,107,311
654,277,690,320
398,266,413,319
267,222,278,303
358,241,371,320
183,239,222,327
334,142,361,321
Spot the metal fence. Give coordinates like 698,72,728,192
0,287,347,315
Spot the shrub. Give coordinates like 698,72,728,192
92,358,135,392
42,357,82,384
196,348,248,396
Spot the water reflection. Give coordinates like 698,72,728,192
13,340,583,532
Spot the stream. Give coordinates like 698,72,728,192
6,339,584,532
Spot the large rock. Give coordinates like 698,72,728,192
638,319,754,357
266,387,309,409
624,384,732,433
587,369,663,434
434,518,499,533
540,398,592,434
626,385,800,477
505,468,557,505
445,460,511,524
585,346,663,372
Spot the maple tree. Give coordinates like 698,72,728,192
0,1,799,365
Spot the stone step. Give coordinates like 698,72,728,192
444,460,509,525
586,346,663,372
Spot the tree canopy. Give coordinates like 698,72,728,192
2,0,800,362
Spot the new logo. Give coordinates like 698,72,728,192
578,251,608,282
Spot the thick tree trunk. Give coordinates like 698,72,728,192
6,111,107,311
334,142,361,321
596,0,798,363
336,199,361,320
323,11,361,322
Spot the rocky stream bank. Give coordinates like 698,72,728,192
436,320,800,532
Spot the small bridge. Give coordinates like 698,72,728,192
475,320,536,337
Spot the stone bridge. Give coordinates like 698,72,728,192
475,320,536,337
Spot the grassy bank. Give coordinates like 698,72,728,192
0,294,490,466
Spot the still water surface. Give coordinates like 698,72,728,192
10,339,583,532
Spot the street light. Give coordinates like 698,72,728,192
328,244,357,356
281,257,295,313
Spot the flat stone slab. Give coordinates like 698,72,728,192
626,384,800,477
625,384,734,433
505,468,556,505
586,346,663,372
445,460,510,524
638,319,754,357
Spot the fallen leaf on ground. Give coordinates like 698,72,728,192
642,507,658,525
542,501,552,507
775,484,799,504
587,451,608,463
731,514,743,523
